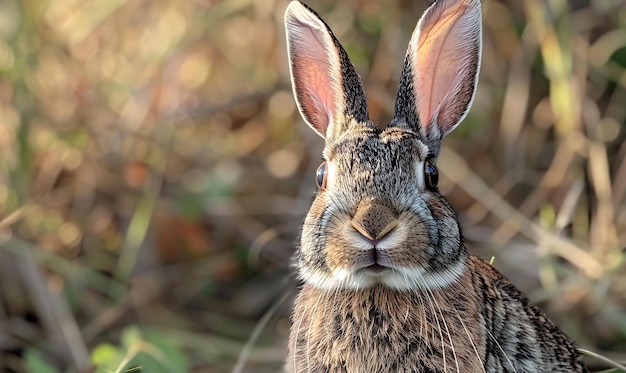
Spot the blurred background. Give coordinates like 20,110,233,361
0,0,624,372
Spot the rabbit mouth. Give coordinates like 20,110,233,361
361,263,389,275
355,248,395,274
300,260,466,291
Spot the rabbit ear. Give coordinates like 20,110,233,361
285,1,370,141
391,0,481,154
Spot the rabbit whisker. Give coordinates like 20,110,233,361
434,288,461,372
446,268,516,372
305,289,323,373
429,268,485,372
430,282,458,372
484,328,517,372
419,277,447,371
292,293,309,373
403,271,427,360
454,309,485,372
435,269,484,372
416,289,427,362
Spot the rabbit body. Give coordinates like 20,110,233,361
284,0,587,371
289,256,585,372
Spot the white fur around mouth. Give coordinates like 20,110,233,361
299,258,467,291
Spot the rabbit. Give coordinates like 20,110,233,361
283,0,587,372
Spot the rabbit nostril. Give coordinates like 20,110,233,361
376,220,397,239
363,237,380,247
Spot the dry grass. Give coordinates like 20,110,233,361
0,0,624,372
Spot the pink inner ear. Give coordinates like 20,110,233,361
292,52,335,137
412,0,480,135
286,8,342,139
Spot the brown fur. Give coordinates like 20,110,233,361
288,256,586,372
284,1,587,371
288,258,484,372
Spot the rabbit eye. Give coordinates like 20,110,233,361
424,159,439,191
316,161,328,190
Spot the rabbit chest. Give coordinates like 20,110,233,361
287,275,486,373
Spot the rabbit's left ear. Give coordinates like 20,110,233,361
391,0,482,155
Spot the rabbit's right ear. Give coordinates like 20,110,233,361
285,1,370,141
391,0,482,156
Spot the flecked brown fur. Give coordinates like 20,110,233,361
284,0,587,371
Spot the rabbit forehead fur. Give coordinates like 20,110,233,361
298,121,466,291
323,123,429,197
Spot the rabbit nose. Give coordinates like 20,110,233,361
351,201,398,242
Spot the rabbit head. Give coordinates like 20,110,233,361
285,0,482,291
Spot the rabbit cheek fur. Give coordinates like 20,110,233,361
284,0,587,372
